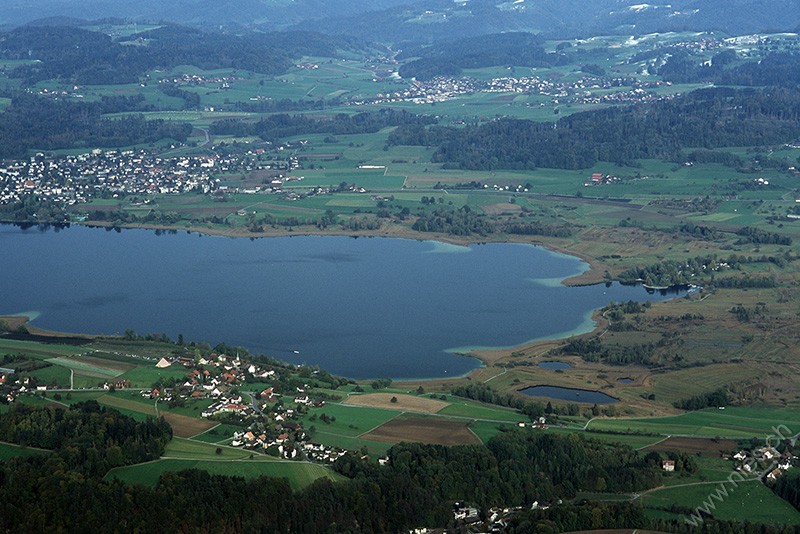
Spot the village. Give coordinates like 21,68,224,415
347,72,672,107
0,147,300,209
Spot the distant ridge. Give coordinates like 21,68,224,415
2,0,799,40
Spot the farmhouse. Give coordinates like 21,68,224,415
661,460,676,472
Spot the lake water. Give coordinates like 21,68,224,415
2,224,681,379
538,361,571,370
519,385,618,404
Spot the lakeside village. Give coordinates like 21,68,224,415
0,147,312,211
0,351,353,464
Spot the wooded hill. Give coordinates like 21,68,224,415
389,87,800,170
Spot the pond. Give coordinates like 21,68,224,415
537,361,571,370
1,224,683,379
518,385,619,404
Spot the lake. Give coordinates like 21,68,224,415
519,385,618,404
2,224,681,379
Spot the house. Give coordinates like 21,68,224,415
155,358,171,369
767,468,783,481
662,460,676,472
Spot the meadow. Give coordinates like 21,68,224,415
587,406,800,439
642,481,800,525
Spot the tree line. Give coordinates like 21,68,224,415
210,109,435,143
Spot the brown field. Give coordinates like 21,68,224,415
345,393,449,414
644,436,738,457
161,412,216,438
361,416,481,446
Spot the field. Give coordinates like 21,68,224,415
587,407,800,439
106,458,342,491
344,393,449,414
642,481,800,525
101,437,345,490
361,415,482,446
643,437,739,457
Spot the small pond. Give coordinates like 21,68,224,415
519,385,618,404
538,361,572,370
617,377,635,383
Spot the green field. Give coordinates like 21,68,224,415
118,365,188,387
587,407,800,439
643,481,800,525
0,441,49,461
106,457,342,491
0,339,86,360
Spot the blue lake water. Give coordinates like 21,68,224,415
1,224,681,379
519,385,618,404
538,361,572,370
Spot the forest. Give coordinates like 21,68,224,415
0,25,361,84
0,402,172,476
397,32,560,80
658,51,800,88
389,87,800,170
0,93,191,158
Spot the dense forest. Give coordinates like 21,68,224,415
389,87,800,170
397,32,559,80
0,25,362,84
0,93,191,158
0,401,171,476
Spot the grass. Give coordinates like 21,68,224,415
301,403,401,438
189,423,246,443
0,339,85,360
0,441,50,460
105,457,342,491
587,406,800,439
118,365,188,387
643,481,800,525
